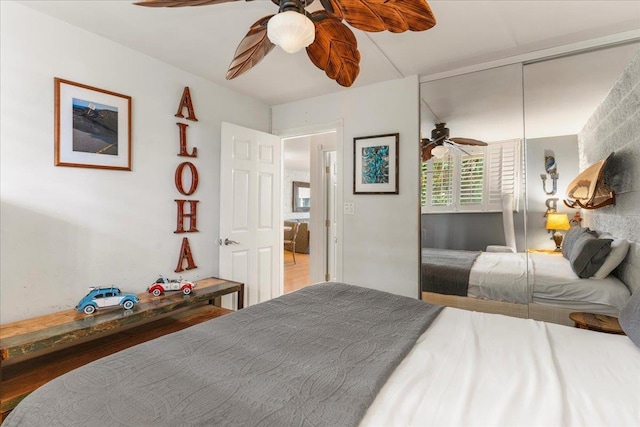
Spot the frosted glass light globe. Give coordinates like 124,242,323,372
267,11,315,54
431,145,449,159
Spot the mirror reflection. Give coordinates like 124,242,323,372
524,43,639,324
293,181,310,212
420,63,528,313
420,43,639,326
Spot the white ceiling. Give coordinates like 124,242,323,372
18,0,640,106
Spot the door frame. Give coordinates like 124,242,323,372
274,120,344,286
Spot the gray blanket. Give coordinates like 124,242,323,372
421,248,481,296
5,282,443,427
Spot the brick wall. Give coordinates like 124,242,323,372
578,49,640,293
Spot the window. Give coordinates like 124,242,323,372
421,139,521,213
429,155,453,207
459,153,484,205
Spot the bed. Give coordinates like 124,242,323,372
4,282,640,427
421,227,632,325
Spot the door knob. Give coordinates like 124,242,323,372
220,238,240,246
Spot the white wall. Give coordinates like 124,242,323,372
272,76,421,299
525,135,580,250
0,2,271,323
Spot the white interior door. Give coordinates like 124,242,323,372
309,132,337,283
326,151,338,281
219,122,281,308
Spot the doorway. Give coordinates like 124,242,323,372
280,129,340,293
283,136,312,293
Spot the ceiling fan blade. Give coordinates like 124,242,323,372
134,0,247,7
324,0,436,33
422,147,433,162
306,11,360,87
449,137,487,146
226,15,275,80
420,139,433,162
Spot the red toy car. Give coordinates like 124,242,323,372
147,275,196,296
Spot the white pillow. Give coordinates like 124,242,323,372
591,234,630,279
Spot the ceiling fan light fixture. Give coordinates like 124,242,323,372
267,11,315,54
431,145,449,159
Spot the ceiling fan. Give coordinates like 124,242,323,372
134,0,436,87
421,123,487,162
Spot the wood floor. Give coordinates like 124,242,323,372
284,250,311,294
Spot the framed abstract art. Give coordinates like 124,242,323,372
353,133,399,194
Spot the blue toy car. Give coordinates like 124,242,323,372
76,287,139,315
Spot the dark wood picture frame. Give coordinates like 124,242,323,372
292,181,310,212
54,78,132,171
353,133,399,194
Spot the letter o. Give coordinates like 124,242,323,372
175,162,199,196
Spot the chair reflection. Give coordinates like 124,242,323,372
284,222,300,264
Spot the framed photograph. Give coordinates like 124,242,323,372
54,78,132,170
353,133,399,194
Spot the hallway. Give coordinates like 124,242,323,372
283,250,311,294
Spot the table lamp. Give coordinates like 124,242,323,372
546,213,571,251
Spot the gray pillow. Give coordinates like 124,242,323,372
562,226,590,259
619,291,640,348
569,232,613,278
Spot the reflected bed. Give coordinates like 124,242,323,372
421,247,630,324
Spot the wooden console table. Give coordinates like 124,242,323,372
0,277,244,420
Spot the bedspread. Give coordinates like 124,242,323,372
421,248,480,296
4,282,443,427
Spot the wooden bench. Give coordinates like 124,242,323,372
0,277,244,421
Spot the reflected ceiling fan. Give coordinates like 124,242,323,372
420,123,487,161
134,0,436,87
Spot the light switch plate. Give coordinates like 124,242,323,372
344,202,355,215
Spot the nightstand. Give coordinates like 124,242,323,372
569,312,625,335
527,248,562,255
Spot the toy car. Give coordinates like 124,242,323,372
76,287,139,315
147,275,196,296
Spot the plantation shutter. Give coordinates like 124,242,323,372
426,155,454,211
421,139,521,213
420,161,429,207
486,139,521,211
458,152,484,210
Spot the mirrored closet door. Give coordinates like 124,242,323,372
419,63,527,312
524,42,639,323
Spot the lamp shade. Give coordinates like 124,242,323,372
267,11,315,54
431,145,448,159
546,213,570,231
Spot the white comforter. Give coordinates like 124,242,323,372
468,252,530,303
362,307,640,427
465,252,630,313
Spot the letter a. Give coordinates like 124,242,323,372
175,237,198,272
175,87,198,122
